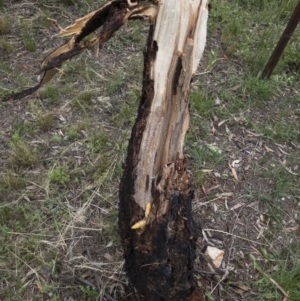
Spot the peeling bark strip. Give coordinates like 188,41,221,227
0,0,157,102
119,0,208,300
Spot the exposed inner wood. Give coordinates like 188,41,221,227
133,0,208,210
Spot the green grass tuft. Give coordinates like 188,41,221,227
1,170,26,190
0,15,9,35
188,144,224,169
20,21,36,52
48,164,70,186
72,90,97,109
36,111,55,131
9,134,38,168
0,37,15,52
39,85,60,101
252,255,300,301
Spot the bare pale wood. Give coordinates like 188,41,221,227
133,0,208,210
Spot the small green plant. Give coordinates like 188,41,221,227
0,15,9,35
79,285,99,300
36,112,54,131
258,121,299,142
255,165,293,198
88,130,111,153
103,208,121,244
193,169,206,187
189,144,224,169
67,127,80,140
12,119,36,137
243,75,274,100
87,130,112,178
73,90,97,109
118,102,135,126
36,12,51,28
63,60,83,76
0,38,15,52
1,170,26,190
51,134,63,142
20,21,36,52
48,165,70,185
190,91,215,118
205,292,214,301
105,70,125,96
9,135,38,168
91,154,111,180
16,73,30,87
272,169,293,197
39,85,60,101
127,20,144,43
66,121,87,141
252,254,300,301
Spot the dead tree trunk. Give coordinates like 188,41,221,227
119,1,208,300
0,0,208,298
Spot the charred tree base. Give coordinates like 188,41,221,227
119,161,199,301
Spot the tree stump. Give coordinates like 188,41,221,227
119,1,208,300
0,0,209,298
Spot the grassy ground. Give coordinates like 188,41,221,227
0,0,300,300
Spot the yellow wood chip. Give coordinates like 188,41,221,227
131,219,146,230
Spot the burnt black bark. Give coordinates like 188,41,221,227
119,25,199,287
119,162,198,301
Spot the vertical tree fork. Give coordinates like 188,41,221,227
119,0,208,300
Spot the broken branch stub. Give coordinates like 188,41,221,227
119,0,208,300
0,0,157,102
